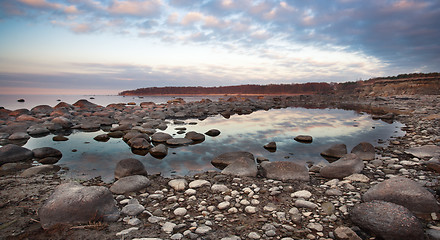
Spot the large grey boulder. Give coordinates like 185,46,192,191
211,152,255,169
114,158,147,179
320,144,347,159
110,175,150,194
0,144,33,165
351,142,375,160
320,153,364,179
405,145,440,158
39,183,119,229
260,161,309,181
351,201,424,240
32,147,62,160
31,105,54,115
221,157,258,177
362,177,439,214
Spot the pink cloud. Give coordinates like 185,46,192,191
181,11,204,25
108,0,162,16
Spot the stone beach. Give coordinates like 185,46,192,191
0,93,439,239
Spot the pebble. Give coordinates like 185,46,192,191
218,201,231,210
162,222,176,233
245,206,257,214
295,200,318,209
195,225,212,234
116,227,139,236
189,180,210,188
291,190,312,199
173,207,187,216
248,232,261,239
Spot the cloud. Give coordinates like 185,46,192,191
181,11,203,25
108,0,162,17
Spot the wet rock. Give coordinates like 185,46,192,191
32,147,62,160
151,132,173,143
263,142,277,151
362,176,439,214
149,144,168,158
20,164,61,177
334,226,362,240
221,157,258,177
39,182,119,229
108,131,124,138
260,161,309,181
185,131,205,142
54,102,73,109
0,144,33,165
94,134,110,142
166,138,193,146
27,125,50,135
320,153,364,179
53,135,69,141
189,179,210,188
168,179,188,191
51,117,73,128
8,132,30,140
73,99,98,109
114,158,148,180
123,131,149,142
38,157,60,164
211,151,255,169
128,137,151,150
294,135,313,143
351,201,424,240
17,114,38,122
205,129,220,137
31,105,54,115
351,142,375,160
427,157,440,173
110,175,150,194
121,204,145,216
405,145,440,158
321,143,347,159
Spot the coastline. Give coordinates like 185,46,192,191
0,93,439,240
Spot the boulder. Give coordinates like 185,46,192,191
32,147,62,160
16,114,38,122
320,153,364,179
320,144,347,159
0,144,33,165
110,175,150,194
51,116,73,128
27,125,50,135
53,135,69,141
362,177,439,214
333,226,362,240
20,164,61,177
8,132,30,140
185,131,205,142
38,157,60,164
263,142,277,151
151,132,173,143
166,138,193,146
39,183,119,229
211,152,255,169
123,131,149,142
94,134,110,142
294,135,313,143
114,158,147,179
54,102,73,109
9,109,30,117
351,142,375,160
149,144,168,158
73,99,98,109
350,201,424,240
260,161,309,181
205,129,221,137
128,137,151,150
168,179,188,191
221,157,258,177
427,157,440,173
405,145,440,158
31,105,54,115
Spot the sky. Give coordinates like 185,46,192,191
0,0,439,95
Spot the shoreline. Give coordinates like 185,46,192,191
0,93,439,239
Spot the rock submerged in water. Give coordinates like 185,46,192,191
362,176,439,214
320,143,347,159
294,135,313,143
39,182,119,229
260,161,309,181
32,147,62,160
350,200,424,240
211,151,255,169
151,132,173,143
320,153,364,179
114,158,148,179
221,157,258,177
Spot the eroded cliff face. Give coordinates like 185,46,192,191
359,77,440,97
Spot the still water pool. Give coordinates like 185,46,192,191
22,107,405,182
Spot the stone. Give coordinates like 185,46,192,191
189,179,210,188
31,105,54,115
166,138,193,146
185,131,205,142
334,226,362,240
321,202,335,215
110,175,150,194
362,176,439,214
427,157,440,173
291,190,312,199
121,204,145,216
51,116,73,128
205,129,220,137
294,135,312,143
53,135,69,141
151,132,172,143
211,184,229,193
248,232,260,239
162,222,176,233
307,223,323,231
114,158,147,179
38,157,60,164
245,206,257,213
195,225,211,234
295,200,318,209
27,125,50,135
73,99,98,109
260,161,309,181
221,157,258,177
128,137,151,149
0,144,33,165
321,143,347,159
116,227,138,237
351,142,375,160
149,144,168,158
211,151,254,169
20,164,61,177
218,201,230,210
264,142,277,151
39,182,119,229
405,145,440,158
344,173,369,182
32,147,62,159
168,179,188,191
8,132,30,140
320,153,364,179
173,207,187,216
350,201,424,240
94,134,110,142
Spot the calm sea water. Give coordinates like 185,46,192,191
0,94,222,110
16,107,404,182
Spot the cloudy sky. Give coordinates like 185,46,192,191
0,0,439,95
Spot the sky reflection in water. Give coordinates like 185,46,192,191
23,107,404,182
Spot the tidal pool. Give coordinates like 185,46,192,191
22,107,405,182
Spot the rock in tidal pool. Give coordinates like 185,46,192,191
94,134,110,142
260,161,309,181
350,201,424,240
0,144,33,165
39,183,119,229
110,175,150,194
114,158,148,180
221,157,258,177
184,131,205,142
405,145,440,158
211,151,255,169
320,143,347,159
149,144,168,158
351,142,375,160
205,129,220,137
320,153,364,179
362,176,439,214
263,142,277,152
294,135,313,143
32,147,62,160
20,164,61,177
151,132,172,143
166,138,193,146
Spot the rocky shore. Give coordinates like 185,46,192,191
0,94,439,240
